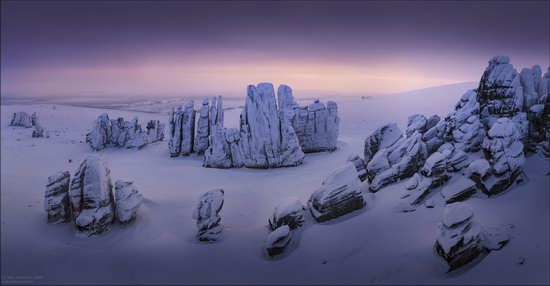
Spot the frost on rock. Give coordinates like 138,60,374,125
435,202,509,271
308,162,365,222
203,83,304,168
347,154,368,182
69,155,115,236
266,225,292,257
476,118,525,196
114,179,142,225
399,151,449,209
193,97,223,155
168,101,195,156
369,132,428,192
44,171,71,223
87,113,164,151
406,114,440,137
268,200,305,230
9,111,34,128
441,176,477,204
364,123,403,164
193,189,224,242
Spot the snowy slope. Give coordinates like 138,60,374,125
1,82,548,284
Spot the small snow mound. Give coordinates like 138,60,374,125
443,202,473,227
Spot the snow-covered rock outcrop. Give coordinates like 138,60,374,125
193,189,224,242
169,101,195,156
87,113,164,151
362,56,542,201
435,202,509,271
276,85,339,153
268,200,305,230
193,96,224,155
347,154,368,182
308,162,365,222
114,179,142,225
44,171,71,223
9,111,35,128
266,225,292,257
474,118,525,196
203,83,305,168
69,155,115,236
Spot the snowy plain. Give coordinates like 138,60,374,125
1,82,549,284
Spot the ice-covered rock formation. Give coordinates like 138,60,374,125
114,179,142,225
44,171,71,223
266,225,292,257
347,154,368,182
9,111,35,128
203,83,305,168
308,162,365,222
69,155,115,236
169,101,195,156
193,189,224,242
368,131,428,191
87,113,164,151
435,202,509,271
268,200,305,230
474,118,525,196
364,123,403,164
276,85,340,153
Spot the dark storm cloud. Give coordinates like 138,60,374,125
1,0,548,96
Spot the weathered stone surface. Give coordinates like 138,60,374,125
114,179,142,225
269,200,305,230
193,189,224,242
435,202,509,272
203,83,305,168
69,155,115,236
87,113,164,151
9,111,34,128
347,154,368,182
194,98,210,154
308,163,365,222
44,171,71,223
369,132,428,191
364,123,403,164
168,101,195,156
477,118,525,196
266,225,292,257
441,177,477,204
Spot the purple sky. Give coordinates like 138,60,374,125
1,1,549,98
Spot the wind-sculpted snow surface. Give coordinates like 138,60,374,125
87,113,164,151
204,83,305,168
69,155,116,236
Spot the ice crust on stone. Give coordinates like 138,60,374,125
266,225,292,257
87,113,164,151
268,200,305,230
69,155,115,236
44,171,71,224
193,189,224,242
114,179,142,225
308,162,365,222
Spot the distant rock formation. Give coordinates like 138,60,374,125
9,111,35,128
308,162,365,222
69,155,116,236
203,83,305,168
277,85,340,153
114,179,142,225
193,189,224,242
87,113,164,151
44,171,71,223
435,202,509,271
